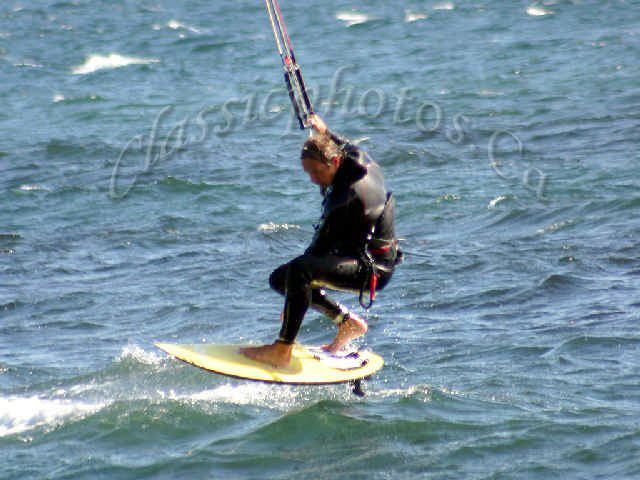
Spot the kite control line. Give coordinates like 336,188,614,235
265,0,314,129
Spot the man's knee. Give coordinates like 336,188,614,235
269,264,288,294
286,255,314,286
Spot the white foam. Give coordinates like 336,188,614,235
52,93,65,103
488,195,510,209
477,89,504,97
117,345,164,366
72,53,159,75
536,219,575,235
268,104,285,114
336,11,372,27
433,2,455,11
165,383,311,410
526,5,554,16
167,19,202,34
189,384,278,405
375,384,431,400
258,222,301,233
0,395,105,437
405,11,428,23
13,61,43,68
18,184,49,192
180,380,358,409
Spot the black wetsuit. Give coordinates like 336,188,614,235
271,132,401,344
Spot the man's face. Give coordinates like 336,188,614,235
301,156,339,189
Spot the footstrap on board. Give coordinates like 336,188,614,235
308,346,368,370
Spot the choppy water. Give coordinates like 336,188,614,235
2,0,639,478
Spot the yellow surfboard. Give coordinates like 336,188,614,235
155,343,384,393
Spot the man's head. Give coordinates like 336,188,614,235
300,134,342,188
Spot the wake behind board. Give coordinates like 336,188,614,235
155,343,383,392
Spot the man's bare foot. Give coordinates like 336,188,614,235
324,314,368,354
240,341,293,368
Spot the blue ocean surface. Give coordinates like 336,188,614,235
1,0,639,478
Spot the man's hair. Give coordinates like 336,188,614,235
301,133,341,165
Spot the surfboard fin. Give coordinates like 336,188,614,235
351,379,365,397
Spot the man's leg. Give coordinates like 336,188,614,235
269,258,364,328
241,254,368,366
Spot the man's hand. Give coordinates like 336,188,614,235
309,114,328,135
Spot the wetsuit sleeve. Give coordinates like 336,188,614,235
327,129,348,147
327,129,361,161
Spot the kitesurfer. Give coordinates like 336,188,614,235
241,114,401,367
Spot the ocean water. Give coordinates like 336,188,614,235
1,0,639,478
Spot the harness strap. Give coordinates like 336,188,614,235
358,192,398,309
359,224,377,310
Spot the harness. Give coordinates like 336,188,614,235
358,192,401,309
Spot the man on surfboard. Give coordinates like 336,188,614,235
241,114,401,367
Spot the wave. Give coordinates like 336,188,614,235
12,61,43,68
0,345,164,438
1,381,383,443
51,93,105,104
404,11,428,23
0,233,22,242
0,300,23,311
433,2,455,11
487,194,514,209
0,382,330,439
72,53,159,75
258,222,301,233
11,184,99,200
117,344,165,366
551,335,640,358
526,5,554,17
0,343,435,438
484,207,530,228
167,19,203,34
536,218,577,235
0,395,106,437
436,193,461,204
155,175,241,194
538,273,588,292
335,11,374,27
16,184,51,193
